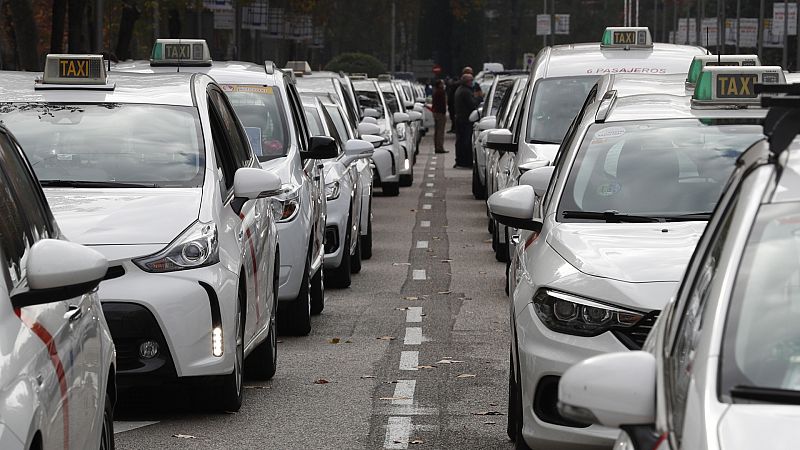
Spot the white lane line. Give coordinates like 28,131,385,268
422,204,432,210
424,192,433,197
404,327,422,345
406,306,423,323
392,380,417,405
427,174,435,178
416,240,428,249
384,416,413,449
431,156,437,160
114,421,159,434
426,182,434,187
430,161,436,165
420,220,430,227
412,269,426,280
399,351,419,370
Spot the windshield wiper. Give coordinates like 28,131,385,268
562,210,662,223
39,180,158,188
661,212,713,221
730,385,800,405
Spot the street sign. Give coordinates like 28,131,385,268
701,18,718,46
738,18,759,48
523,53,535,71
204,0,232,10
554,14,570,35
773,2,798,37
536,14,551,36
676,18,697,45
432,64,443,75
213,10,234,30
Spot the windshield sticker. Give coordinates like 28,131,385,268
594,127,626,139
585,67,667,74
221,84,274,94
597,183,621,197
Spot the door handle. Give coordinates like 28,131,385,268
64,305,82,322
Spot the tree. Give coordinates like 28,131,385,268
67,0,88,52
325,52,386,77
51,0,67,53
7,0,39,70
115,0,140,60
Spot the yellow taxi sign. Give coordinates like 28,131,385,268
693,66,785,105
686,55,761,86
601,27,653,49
40,54,108,86
150,39,211,66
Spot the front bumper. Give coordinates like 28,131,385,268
516,302,625,449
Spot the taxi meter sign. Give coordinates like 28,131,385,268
717,74,758,98
601,27,653,48
613,31,642,45
58,57,100,78
685,55,761,86
163,43,192,60
150,39,212,66
39,54,110,88
693,66,785,105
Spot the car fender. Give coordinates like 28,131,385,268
1,379,41,450
372,147,395,180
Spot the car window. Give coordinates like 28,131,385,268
324,104,351,143
527,76,600,144
207,94,237,195
209,89,251,168
222,84,289,161
304,106,324,136
286,83,310,150
355,90,386,118
490,79,515,117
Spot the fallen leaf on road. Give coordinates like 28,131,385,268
457,373,477,378
172,434,197,439
377,336,395,341
435,359,464,364
472,411,504,416
328,338,340,344
360,375,376,379
437,290,452,295
479,271,487,274
379,396,411,401
484,421,496,425
416,365,436,369
313,379,330,384
392,262,411,266
403,296,419,300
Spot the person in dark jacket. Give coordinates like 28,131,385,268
432,80,448,153
446,77,458,133
453,73,482,168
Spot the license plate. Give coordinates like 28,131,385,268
164,43,191,60
716,74,757,98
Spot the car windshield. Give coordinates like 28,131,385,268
558,120,763,221
720,202,800,401
527,76,599,144
0,103,204,188
222,84,289,161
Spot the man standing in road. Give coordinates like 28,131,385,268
453,73,482,168
432,79,448,154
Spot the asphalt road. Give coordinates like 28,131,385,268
114,132,513,450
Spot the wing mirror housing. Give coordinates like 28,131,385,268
358,122,381,136
477,115,497,131
302,135,339,161
11,239,108,308
393,112,410,124
363,108,381,118
362,134,385,148
519,166,554,198
342,139,375,165
361,116,378,125
558,351,657,428
232,167,282,215
487,185,542,232
486,129,517,153
412,103,424,113
468,110,481,123
404,100,414,109
407,111,422,122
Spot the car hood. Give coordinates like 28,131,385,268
719,404,800,449
547,221,706,283
44,188,201,245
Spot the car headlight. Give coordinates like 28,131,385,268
134,221,219,272
272,184,301,222
395,123,406,141
325,180,340,200
532,289,644,337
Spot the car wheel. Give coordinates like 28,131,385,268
100,391,115,450
361,199,373,260
310,263,325,315
508,345,533,449
215,294,244,411
326,217,352,288
472,164,486,199
400,167,413,187
248,266,278,379
383,182,400,196
282,253,312,336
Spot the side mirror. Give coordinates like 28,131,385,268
342,139,375,165
558,351,656,428
468,110,480,123
363,108,381,118
234,167,282,200
477,115,497,131
486,129,517,153
519,166,554,198
407,111,422,122
11,239,108,308
404,100,414,109
302,135,339,161
362,116,378,125
487,185,542,232
358,122,381,136
362,134,386,148
412,103,424,113
393,112,410,124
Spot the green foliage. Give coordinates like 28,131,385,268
324,52,386,77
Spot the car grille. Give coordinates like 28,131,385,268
612,311,659,350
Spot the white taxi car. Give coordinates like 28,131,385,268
1,54,287,411
0,123,115,449
379,79,417,187
489,65,782,449
558,83,800,450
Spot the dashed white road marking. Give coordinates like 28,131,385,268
427,174,435,178
426,182,434,187
430,161,436,165
114,421,159,434
412,269,426,280
431,156,437,160
399,351,419,370
392,380,416,405
416,240,428,249
404,327,422,345
424,192,433,197
384,416,413,449
420,220,430,227
422,204,432,210
406,306,423,323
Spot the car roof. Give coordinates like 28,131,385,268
113,60,280,86
0,70,200,106
537,42,705,78
604,93,769,123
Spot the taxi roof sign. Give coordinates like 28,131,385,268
692,66,785,106
285,61,312,75
37,54,113,89
686,54,761,86
601,27,653,49
150,39,211,67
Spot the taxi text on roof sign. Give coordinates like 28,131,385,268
692,66,785,106
601,27,653,49
686,55,761,86
37,54,112,89
150,39,212,67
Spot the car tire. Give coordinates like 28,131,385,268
472,164,486,199
310,263,324,315
400,168,413,187
282,253,312,336
100,390,115,450
383,182,400,196
351,230,362,274
248,266,278,379
508,345,533,450
361,199,373,260
326,216,353,288
215,292,244,411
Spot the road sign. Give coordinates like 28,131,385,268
523,53,535,71
773,2,798,37
554,14,570,35
536,14,551,36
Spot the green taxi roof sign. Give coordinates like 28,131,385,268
601,27,653,49
686,55,761,86
36,54,113,89
150,39,211,67
692,66,785,106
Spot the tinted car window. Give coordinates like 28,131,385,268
222,84,289,161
